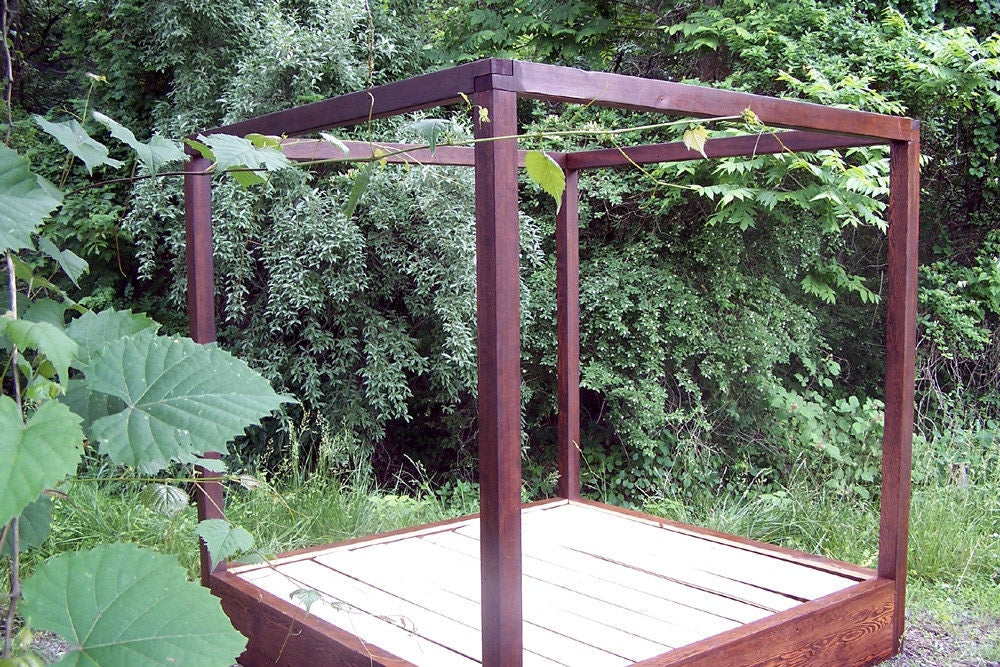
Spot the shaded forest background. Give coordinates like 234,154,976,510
8,0,999,508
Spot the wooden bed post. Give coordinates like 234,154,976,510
878,130,920,650
473,84,524,666
556,169,581,500
184,155,226,586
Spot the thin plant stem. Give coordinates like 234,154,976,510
1,0,13,143
4,253,22,411
2,517,19,658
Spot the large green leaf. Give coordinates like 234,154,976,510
0,144,63,253
93,112,185,174
524,150,566,212
4,319,79,385
23,299,68,328
37,237,89,287
60,379,125,438
65,309,159,370
1,495,53,557
408,118,454,154
196,518,254,568
197,133,291,187
20,543,247,666
33,116,124,175
0,397,84,526
85,331,294,472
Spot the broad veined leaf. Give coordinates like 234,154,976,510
0,397,84,526
524,150,566,212
65,308,159,370
682,124,710,158
85,331,294,473
408,118,453,153
60,379,125,438
196,518,255,568
290,588,322,613
0,144,63,253
139,483,189,517
93,111,185,174
197,133,291,187
20,543,247,666
36,236,89,287
3,319,78,385
1,494,54,557
33,115,124,175
182,137,214,162
22,299,68,328
246,133,282,150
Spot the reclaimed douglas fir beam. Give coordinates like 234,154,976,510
879,131,920,648
565,131,886,170
507,61,917,141
278,138,553,168
473,85,524,666
556,169,581,500
183,155,226,585
205,59,511,138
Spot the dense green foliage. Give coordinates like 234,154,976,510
11,0,997,505
2,0,999,660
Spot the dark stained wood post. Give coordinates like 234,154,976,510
473,85,523,666
184,155,226,586
878,130,920,649
556,170,581,499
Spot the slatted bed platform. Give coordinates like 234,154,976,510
218,500,886,666
184,59,918,666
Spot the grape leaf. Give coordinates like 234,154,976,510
65,309,159,370
197,133,291,187
683,124,710,158
408,118,453,154
0,397,84,526
20,543,247,666
1,495,53,557
93,112,185,174
524,150,566,212
85,330,294,473
4,319,79,384
139,484,189,517
0,144,63,253
37,237,89,287
196,518,255,568
33,115,124,175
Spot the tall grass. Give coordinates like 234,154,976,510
644,475,1000,611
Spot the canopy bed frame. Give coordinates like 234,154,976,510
183,59,919,666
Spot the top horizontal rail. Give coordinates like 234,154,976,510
197,59,917,147
200,59,511,138
506,62,918,142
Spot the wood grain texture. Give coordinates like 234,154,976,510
635,579,896,667
211,571,413,667
202,59,506,138
279,139,548,168
184,156,226,584
509,61,917,141
556,170,581,499
879,134,920,649
473,87,523,667
564,132,884,170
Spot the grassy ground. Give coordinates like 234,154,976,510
5,466,998,664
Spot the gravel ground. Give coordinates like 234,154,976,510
10,604,1000,665
885,608,1000,667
